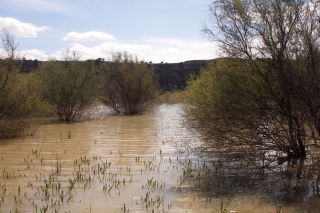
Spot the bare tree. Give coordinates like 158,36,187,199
0,28,20,91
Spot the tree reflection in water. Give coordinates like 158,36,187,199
177,146,320,212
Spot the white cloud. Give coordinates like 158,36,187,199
145,38,192,47
20,49,48,60
55,38,217,63
63,31,115,42
15,35,217,62
55,41,152,61
0,48,47,60
0,17,51,37
142,38,218,62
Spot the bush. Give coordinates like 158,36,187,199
0,29,44,138
100,52,158,114
38,52,99,121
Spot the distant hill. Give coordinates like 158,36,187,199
15,59,215,92
152,60,213,92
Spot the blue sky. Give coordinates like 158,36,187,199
0,0,218,63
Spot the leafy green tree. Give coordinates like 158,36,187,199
39,51,99,121
0,29,44,138
100,51,158,114
185,0,320,158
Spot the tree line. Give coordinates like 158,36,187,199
0,29,158,138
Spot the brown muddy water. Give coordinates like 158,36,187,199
0,105,320,213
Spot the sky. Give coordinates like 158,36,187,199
0,0,218,63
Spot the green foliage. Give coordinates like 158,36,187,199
0,70,43,138
0,29,45,138
38,60,99,121
0,71,45,118
187,0,320,158
184,57,320,158
100,52,158,114
183,59,260,137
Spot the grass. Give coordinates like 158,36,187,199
0,140,180,212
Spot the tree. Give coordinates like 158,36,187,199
39,50,99,121
0,29,44,138
185,0,320,158
100,51,158,114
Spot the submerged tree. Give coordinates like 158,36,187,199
0,29,44,138
39,50,99,121
184,0,320,158
100,51,158,114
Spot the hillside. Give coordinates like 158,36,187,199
17,59,213,91
152,60,211,91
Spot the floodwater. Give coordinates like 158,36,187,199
0,105,320,213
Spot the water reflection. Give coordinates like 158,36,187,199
178,146,320,212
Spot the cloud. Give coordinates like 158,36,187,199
0,47,48,60
54,37,217,63
55,41,151,61
20,49,49,60
141,38,218,62
145,38,192,47
63,31,115,42
15,34,217,62
0,17,51,37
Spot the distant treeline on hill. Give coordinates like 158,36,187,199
15,58,213,91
